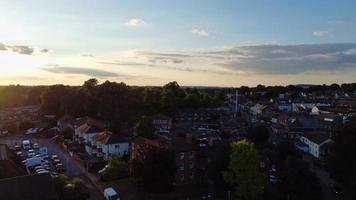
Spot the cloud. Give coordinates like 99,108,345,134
124,18,147,27
40,65,123,78
312,30,332,37
98,61,147,66
81,54,94,58
328,20,356,25
40,49,49,53
0,42,48,55
214,43,356,75
191,28,209,37
0,43,6,50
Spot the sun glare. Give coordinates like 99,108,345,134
0,52,40,75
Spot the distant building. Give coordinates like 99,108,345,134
151,114,172,132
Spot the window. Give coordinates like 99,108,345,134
180,152,185,159
115,144,119,149
189,162,194,169
179,164,185,171
180,174,184,181
189,151,194,158
190,172,194,179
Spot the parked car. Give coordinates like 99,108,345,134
51,155,59,161
53,159,61,165
103,187,120,200
55,163,65,173
22,140,31,150
37,170,50,174
32,143,39,149
14,144,21,151
27,152,36,158
269,175,277,184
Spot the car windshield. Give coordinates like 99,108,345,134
110,195,119,200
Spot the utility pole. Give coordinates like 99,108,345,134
235,90,238,114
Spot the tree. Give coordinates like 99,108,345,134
53,175,90,200
247,125,270,147
131,148,177,193
223,140,264,200
328,117,356,198
136,116,155,138
102,157,129,181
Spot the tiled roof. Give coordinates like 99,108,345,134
92,130,131,144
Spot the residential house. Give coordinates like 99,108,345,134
152,114,172,132
57,114,75,132
92,130,130,160
130,136,196,185
74,118,106,155
298,131,333,159
171,137,196,184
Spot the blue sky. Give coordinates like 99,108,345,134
0,0,356,86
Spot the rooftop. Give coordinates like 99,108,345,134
0,173,58,200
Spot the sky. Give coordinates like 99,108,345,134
0,0,356,87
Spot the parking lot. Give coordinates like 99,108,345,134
0,133,103,200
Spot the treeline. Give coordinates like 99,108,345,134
39,79,225,131
237,83,356,101
0,85,46,109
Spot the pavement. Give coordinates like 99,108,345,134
0,133,104,200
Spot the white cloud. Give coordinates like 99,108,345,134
312,30,332,37
328,20,356,25
124,18,147,27
191,28,209,37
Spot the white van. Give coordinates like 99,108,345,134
22,140,31,150
104,187,120,200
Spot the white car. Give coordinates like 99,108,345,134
32,143,39,149
104,187,120,200
27,152,36,158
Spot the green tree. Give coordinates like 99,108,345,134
131,148,177,193
223,140,264,200
102,158,129,181
53,175,90,200
136,116,155,138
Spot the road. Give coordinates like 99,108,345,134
0,134,104,200
303,155,340,200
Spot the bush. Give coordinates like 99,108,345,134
87,161,107,173
101,158,129,181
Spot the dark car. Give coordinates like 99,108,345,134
332,185,343,196
55,163,66,173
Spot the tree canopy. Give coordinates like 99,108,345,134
53,175,90,200
328,117,356,198
223,140,264,200
131,147,177,193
